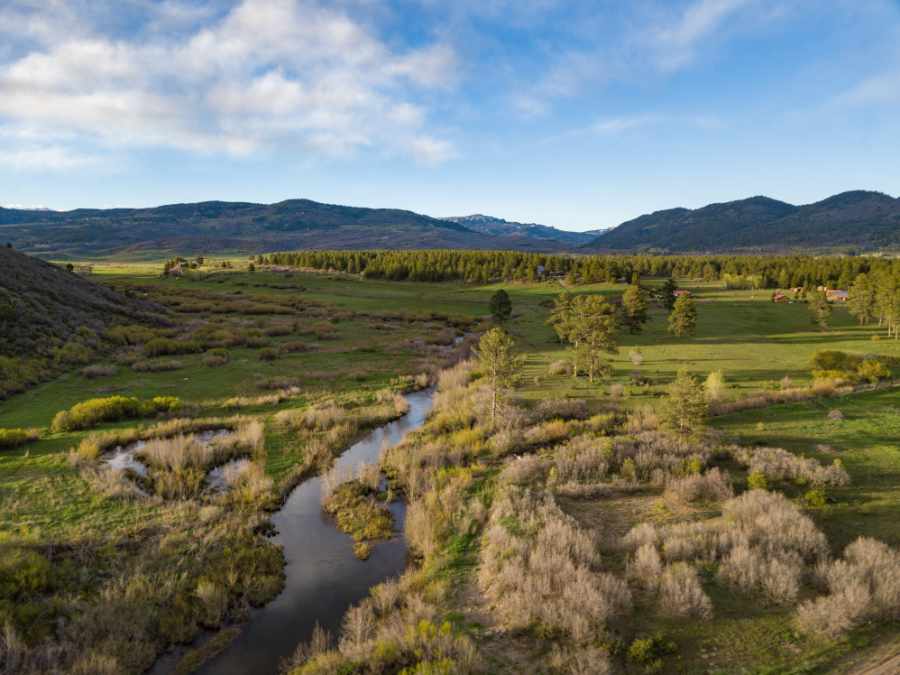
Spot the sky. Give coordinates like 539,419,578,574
0,0,899,230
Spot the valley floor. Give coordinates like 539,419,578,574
1,262,899,674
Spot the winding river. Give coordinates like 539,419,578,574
195,388,435,675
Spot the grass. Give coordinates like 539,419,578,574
3,262,899,674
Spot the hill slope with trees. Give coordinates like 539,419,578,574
0,247,163,397
588,191,900,252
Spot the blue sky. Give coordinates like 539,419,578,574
0,0,898,230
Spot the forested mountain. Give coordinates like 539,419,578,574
3,190,898,258
0,199,572,258
588,191,900,252
442,214,596,246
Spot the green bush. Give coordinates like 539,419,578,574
628,633,677,673
857,359,891,384
258,347,279,362
50,395,181,432
811,350,862,374
747,470,768,490
803,488,828,509
0,427,40,450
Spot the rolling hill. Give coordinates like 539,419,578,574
0,199,573,259
441,214,598,247
587,190,900,252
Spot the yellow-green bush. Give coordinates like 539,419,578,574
51,395,181,433
0,427,40,450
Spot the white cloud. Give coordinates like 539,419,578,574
0,0,458,165
0,146,100,170
408,136,457,164
836,70,900,106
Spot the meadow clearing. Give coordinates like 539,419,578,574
1,258,898,674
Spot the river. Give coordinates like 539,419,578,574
194,388,434,674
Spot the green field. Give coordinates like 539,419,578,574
2,262,899,674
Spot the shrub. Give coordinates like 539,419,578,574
627,634,676,673
664,468,733,505
803,488,828,508
704,370,727,402
532,398,588,422
0,427,40,450
51,395,181,432
82,364,117,379
811,350,861,373
797,537,900,638
658,563,712,618
143,338,203,357
747,470,768,490
131,359,184,372
547,360,569,376
258,347,279,362
718,543,802,604
731,446,849,488
628,544,663,590
478,488,630,641
857,359,891,383
202,349,230,367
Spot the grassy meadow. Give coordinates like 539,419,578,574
2,258,899,674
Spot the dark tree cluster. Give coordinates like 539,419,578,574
261,249,900,291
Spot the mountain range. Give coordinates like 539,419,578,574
587,190,900,252
1,190,897,259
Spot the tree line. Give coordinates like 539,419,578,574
260,249,900,289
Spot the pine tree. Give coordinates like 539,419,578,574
808,290,831,331
474,328,522,428
489,289,512,322
661,369,708,436
661,277,678,310
621,285,649,333
848,273,876,325
567,295,619,383
668,295,697,337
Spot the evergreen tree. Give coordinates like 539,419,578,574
489,289,512,322
474,328,522,428
621,285,649,333
668,294,697,337
808,290,831,331
661,369,708,436
848,273,876,325
565,295,618,383
661,277,678,310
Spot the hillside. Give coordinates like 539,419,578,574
442,214,596,246
0,247,163,396
0,199,569,259
588,191,900,252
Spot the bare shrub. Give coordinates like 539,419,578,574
722,490,828,560
478,488,630,641
730,445,849,487
624,523,659,551
797,537,900,637
500,454,548,486
628,544,663,590
80,466,145,499
437,358,474,392
553,436,611,485
796,582,873,639
523,419,571,448
624,406,659,434
82,364,117,379
131,359,184,372
658,562,712,618
664,468,733,505
827,408,844,421
532,398,588,422
718,543,802,604
548,359,570,376
608,383,625,399
549,645,612,675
